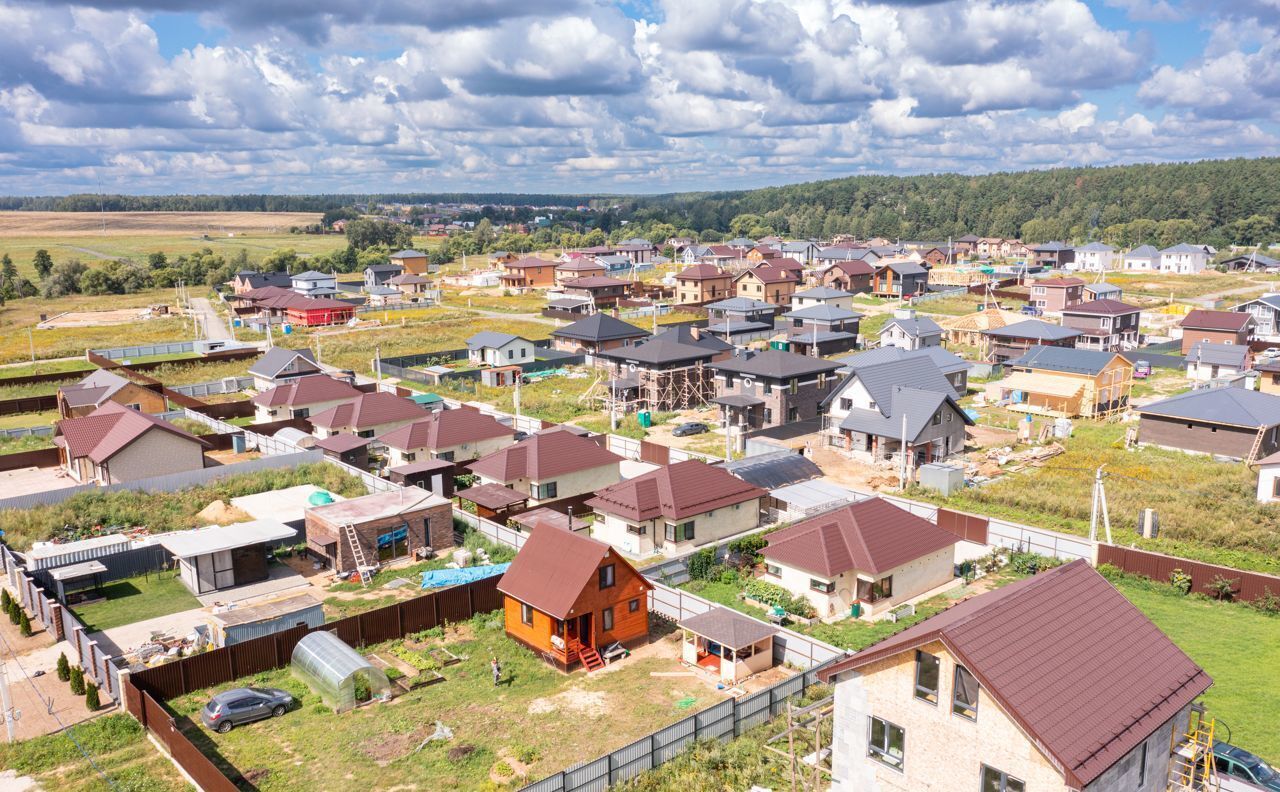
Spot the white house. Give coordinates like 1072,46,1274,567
1071,242,1118,272
290,270,338,297
465,332,535,367
790,286,855,311
877,309,942,350
1257,451,1280,502
1159,243,1211,274
1123,244,1159,271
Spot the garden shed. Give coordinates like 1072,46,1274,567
291,630,391,712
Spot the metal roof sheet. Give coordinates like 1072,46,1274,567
720,450,821,489
157,520,296,558
1137,387,1280,428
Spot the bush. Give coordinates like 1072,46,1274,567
1,588,10,613
18,611,31,637
6,598,18,625
85,683,100,711
1169,569,1193,595
1250,587,1280,616
720,569,741,586
726,534,768,563
492,760,514,778
1205,575,1238,602
517,745,540,764
69,667,85,696
353,673,372,702
743,578,816,619
687,548,716,581
56,652,70,682
1008,551,1063,576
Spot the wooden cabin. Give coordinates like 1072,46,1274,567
497,526,652,672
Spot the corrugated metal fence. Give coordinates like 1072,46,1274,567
1096,544,1280,603
519,659,836,792
91,341,196,360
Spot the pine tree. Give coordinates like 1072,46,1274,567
84,683,100,711
1,587,11,613
32,249,52,280
18,611,32,637
6,598,19,625
57,652,70,682
70,666,85,695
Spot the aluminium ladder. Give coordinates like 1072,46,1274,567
342,522,376,587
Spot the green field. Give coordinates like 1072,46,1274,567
70,569,202,633
0,714,187,792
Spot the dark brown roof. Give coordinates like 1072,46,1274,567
308,392,429,431
55,402,209,463
738,266,798,285
504,256,555,269
677,263,728,280
459,482,529,510
497,526,649,619
1180,309,1252,332
563,276,630,289
468,429,622,482
1061,298,1141,316
679,606,776,649
585,460,764,522
377,410,513,452
312,433,370,453
824,260,875,277
251,375,361,408
817,560,1212,789
761,498,958,577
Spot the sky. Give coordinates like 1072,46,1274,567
0,0,1276,196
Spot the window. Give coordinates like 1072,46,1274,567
980,765,1024,792
520,603,533,626
953,665,979,720
626,523,647,535
126,402,142,411
507,349,514,360
665,521,695,542
404,452,416,463
765,564,781,577
532,481,558,499
628,598,640,613
789,378,798,395
436,450,454,462
810,578,835,593
357,429,375,438
913,651,939,704
932,410,942,426
871,576,893,600
601,607,614,631
1137,740,1147,786
867,717,905,770
599,564,616,589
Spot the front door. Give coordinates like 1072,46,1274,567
578,613,593,649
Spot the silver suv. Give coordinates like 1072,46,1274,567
200,687,294,733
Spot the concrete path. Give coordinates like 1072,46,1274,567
188,296,232,341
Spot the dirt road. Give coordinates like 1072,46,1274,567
189,296,232,341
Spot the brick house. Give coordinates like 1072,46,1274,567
1060,299,1142,352
675,263,734,305
710,349,842,431
550,313,650,359
1178,309,1254,354
735,265,800,305
54,402,209,484
500,256,557,289
1029,277,1086,313
820,260,876,294
304,489,454,572
57,369,166,419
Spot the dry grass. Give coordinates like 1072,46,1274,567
0,211,322,236
320,316,554,372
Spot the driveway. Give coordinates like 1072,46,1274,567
189,296,232,341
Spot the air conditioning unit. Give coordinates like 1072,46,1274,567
1137,508,1159,539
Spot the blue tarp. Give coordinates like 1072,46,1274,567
420,563,511,589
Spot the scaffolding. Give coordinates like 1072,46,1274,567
1168,705,1218,792
591,358,715,413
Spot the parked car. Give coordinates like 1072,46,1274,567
1262,348,1280,360
1215,742,1280,791
1134,360,1152,378
672,422,709,437
512,431,530,442
201,687,294,733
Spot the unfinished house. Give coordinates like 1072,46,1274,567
710,349,842,431
304,489,454,572
595,331,723,412
817,560,1213,792
1137,388,1280,461
981,319,1082,364
57,369,166,419
779,304,863,356
1061,299,1142,352
996,346,1134,418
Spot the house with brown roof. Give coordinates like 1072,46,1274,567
499,256,557,289
761,498,958,621
735,265,800,305
560,276,630,309
251,374,362,423
1061,299,1142,351
586,460,765,557
386,272,435,302
554,257,606,285
675,263,733,305
308,391,430,439
820,260,876,294
1179,309,1254,354
1029,276,1086,312
57,369,166,419
304,488,453,573
816,560,1212,792
54,402,210,484
376,409,515,468
468,428,623,507
498,523,652,672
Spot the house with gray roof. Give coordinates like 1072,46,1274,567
982,318,1082,364
550,313,650,360
1230,294,1280,339
1029,241,1075,269
997,346,1134,418
833,346,970,397
1222,252,1280,272
595,326,730,411
781,304,864,356
878,309,942,350
779,240,820,264
1184,341,1250,382
290,270,338,297
871,260,928,297
1083,282,1122,301
1137,387,1280,460
822,357,973,465
465,331,535,367
790,286,854,311
703,297,780,344
1123,244,1159,271
710,350,842,432
1159,243,1211,274
248,347,321,391
1071,241,1118,272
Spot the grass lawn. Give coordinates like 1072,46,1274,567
1104,270,1259,300
0,714,188,792
70,569,201,633
401,367,599,424
1105,571,1280,764
317,315,549,373
439,288,549,313
0,433,55,453
0,409,60,430
913,293,986,316
167,613,730,790
0,359,95,378
0,289,195,364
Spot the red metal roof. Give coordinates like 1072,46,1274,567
468,429,621,482
824,260,875,277
585,460,765,522
1180,309,1252,332
817,560,1212,788
760,497,958,577
497,526,649,619
312,433,370,453
308,392,429,431
677,263,728,280
251,375,361,408
54,402,209,464
459,482,529,510
376,409,513,452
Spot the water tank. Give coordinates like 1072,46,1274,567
308,490,336,506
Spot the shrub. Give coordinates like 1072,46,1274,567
743,578,816,619
69,667,85,695
18,611,31,637
492,760,514,778
56,652,70,682
1169,569,1193,595
6,598,18,625
726,534,769,563
1205,575,1238,602
687,548,716,581
0,588,10,612
1250,587,1280,616
1009,551,1062,576
353,673,372,702
517,745,540,764
85,683,100,711
719,569,741,586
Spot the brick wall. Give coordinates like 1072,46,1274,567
306,501,454,572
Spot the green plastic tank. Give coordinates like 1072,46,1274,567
307,490,335,506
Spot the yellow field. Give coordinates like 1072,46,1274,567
0,211,322,236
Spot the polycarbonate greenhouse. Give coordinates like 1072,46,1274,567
290,630,390,712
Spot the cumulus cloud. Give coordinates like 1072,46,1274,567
0,0,1270,193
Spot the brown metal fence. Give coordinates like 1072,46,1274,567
1096,544,1280,602
936,508,989,544
124,681,239,792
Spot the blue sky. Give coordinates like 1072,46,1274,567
0,0,1276,195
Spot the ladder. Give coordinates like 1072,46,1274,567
1246,426,1267,465
342,522,376,587
1168,708,1218,792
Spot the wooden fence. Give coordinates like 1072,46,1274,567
1096,544,1280,603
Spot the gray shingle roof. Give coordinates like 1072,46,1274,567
551,313,650,342
679,606,776,650
880,316,942,337
1076,242,1114,252
781,304,863,322
650,324,733,352
1160,243,1207,254
1030,241,1071,252
1185,342,1247,369
705,297,777,313
832,346,969,377
1126,245,1159,259
720,449,822,489
248,347,317,379
832,357,955,414
792,286,852,300
466,331,524,350
881,260,927,275
1138,387,1280,428
710,349,841,379
1010,345,1123,376
596,338,716,366
984,319,1083,341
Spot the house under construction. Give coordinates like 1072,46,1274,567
592,326,734,412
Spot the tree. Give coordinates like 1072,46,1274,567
18,611,31,637
261,248,300,273
85,683,100,711
32,249,53,280
69,666,85,695
344,218,414,251
0,588,10,613
78,268,118,296
42,259,88,297
147,251,168,270
0,253,17,300
57,652,70,682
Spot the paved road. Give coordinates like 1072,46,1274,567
189,296,232,341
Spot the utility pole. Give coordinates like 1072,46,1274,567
724,405,732,460
899,411,909,490
27,327,34,363
1088,464,1113,544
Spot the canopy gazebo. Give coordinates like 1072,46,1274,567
679,607,777,685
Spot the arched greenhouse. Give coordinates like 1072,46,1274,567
290,630,391,712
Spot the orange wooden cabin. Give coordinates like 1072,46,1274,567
497,524,652,672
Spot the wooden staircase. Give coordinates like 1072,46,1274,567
570,640,605,672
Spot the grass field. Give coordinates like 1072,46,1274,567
167,613,731,790
317,315,551,373
0,714,187,792
1104,270,1269,300
0,289,195,364
1103,570,1280,763
403,368,600,424
71,569,201,633
439,288,549,313
0,409,59,430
